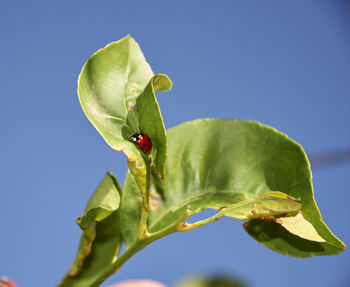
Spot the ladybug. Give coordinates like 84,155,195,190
129,132,152,152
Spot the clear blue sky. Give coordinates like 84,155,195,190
0,1,349,286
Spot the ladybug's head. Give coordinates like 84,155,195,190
128,132,143,143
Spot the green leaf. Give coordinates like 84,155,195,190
120,171,143,248
136,74,172,180
120,119,345,256
58,172,122,286
124,74,172,208
78,36,171,210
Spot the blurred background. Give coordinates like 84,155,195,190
0,1,349,286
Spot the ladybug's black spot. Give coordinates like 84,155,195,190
143,143,146,147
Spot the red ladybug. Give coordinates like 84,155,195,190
129,132,152,152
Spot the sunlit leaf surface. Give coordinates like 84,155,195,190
121,119,345,256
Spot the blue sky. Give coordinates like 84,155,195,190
0,1,349,286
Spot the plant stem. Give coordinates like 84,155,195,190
91,210,191,287
177,211,224,232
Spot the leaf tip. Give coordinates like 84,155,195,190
152,74,173,92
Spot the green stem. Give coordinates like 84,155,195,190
91,210,191,287
177,211,224,232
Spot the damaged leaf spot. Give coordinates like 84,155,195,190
128,103,136,111
275,212,326,242
149,195,162,211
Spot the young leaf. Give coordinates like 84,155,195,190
120,119,345,256
124,74,172,208
78,36,171,210
58,173,122,286
136,74,172,180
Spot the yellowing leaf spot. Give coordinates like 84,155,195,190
275,212,326,242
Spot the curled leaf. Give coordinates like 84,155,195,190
221,191,301,220
78,36,171,210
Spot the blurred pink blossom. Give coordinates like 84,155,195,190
108,279,167,287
